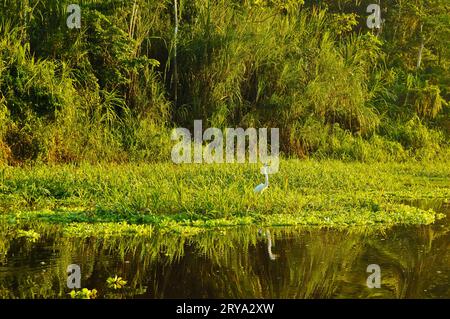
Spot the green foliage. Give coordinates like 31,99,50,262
0,0,448,164
331,12,359,35
2,160,449,230
69,288,98,299
410,82,446,119
0,4,170,165
16,229,40,243
249,0,304,13
107,276,127,289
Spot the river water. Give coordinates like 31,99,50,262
0,201,448,299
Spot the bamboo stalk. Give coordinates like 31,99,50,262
174,0,179,105
416,24,424,70
129,0,138,39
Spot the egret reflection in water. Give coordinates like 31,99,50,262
258,229,279,260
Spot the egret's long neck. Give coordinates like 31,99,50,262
264,170,269,185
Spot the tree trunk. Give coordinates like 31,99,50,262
416,24,424,70
173,0,179,105
129,0,138,39
416,41,424,70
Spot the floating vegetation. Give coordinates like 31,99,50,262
107,276,127,290
0,161,448,234
68,288,98,299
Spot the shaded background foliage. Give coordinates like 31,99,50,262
0,0,449,164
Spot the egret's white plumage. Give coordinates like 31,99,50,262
254,164,269,193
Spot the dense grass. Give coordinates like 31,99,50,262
1,160,449,233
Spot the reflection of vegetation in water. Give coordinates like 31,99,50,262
245,229,365,298
0,221,67,298
0,224,365,298
335,203,450,299
366,218,449,298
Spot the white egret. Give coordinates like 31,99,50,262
254,164,269,193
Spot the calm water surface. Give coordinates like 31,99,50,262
0,201,448,298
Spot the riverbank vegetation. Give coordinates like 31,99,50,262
0,160,448,233
0,1,449,232
1,1,450,301
0,0,449,165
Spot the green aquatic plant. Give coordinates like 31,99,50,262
1,160,449,233
68,288,98,299
107,276,127,290
16,229,40,243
